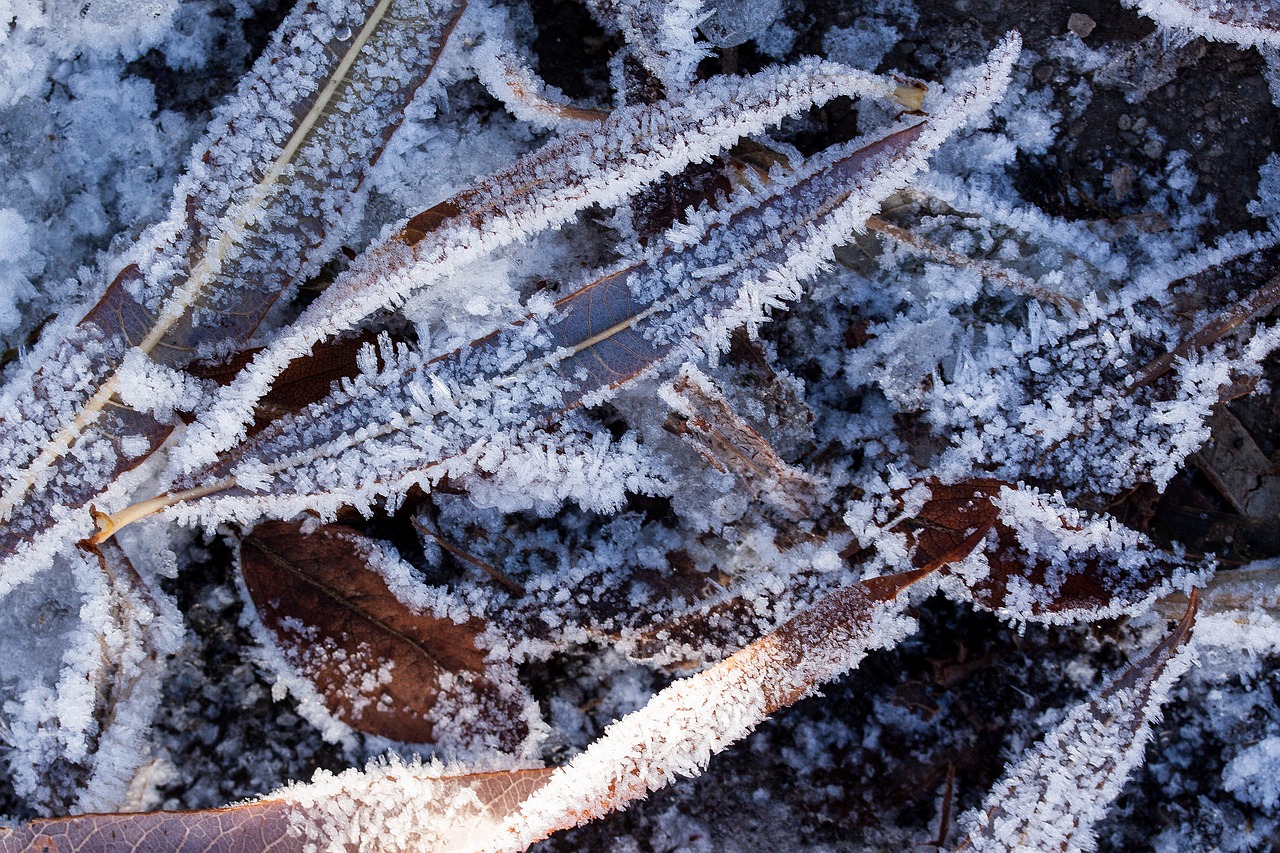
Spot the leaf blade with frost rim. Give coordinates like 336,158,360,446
906,480,1203,623
121,34,1020,532
0,765,556,853
0,0,464,596
150,125,935,524
950,593,1199,853
169,60,932,476
1125,0,1280,48
478,568,937,853
240,521,533,752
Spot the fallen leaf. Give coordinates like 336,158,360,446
240,522,528,750
950,591,1198,852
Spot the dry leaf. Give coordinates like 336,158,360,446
906,480,1196,621
0,765,556,853
240,522,529,751
951,592,1199,852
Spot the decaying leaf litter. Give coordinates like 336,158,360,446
1,0,1280,849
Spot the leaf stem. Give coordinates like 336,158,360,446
88,478,237,544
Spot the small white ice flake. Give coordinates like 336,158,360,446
1223,736,1280,810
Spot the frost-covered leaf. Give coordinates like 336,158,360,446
240,521,531,752
190,332,386,439
171,60,931,477
906,480,1200,622
950,593,1199,852
862,204,1280,503
0,539,183,814
1125,0,1280,49
0,564,934,851
583,0,709,93
483,567,936,851
104,36,1020,534
0,763,556,853
0,0,465,594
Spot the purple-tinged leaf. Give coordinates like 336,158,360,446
0,0,465,595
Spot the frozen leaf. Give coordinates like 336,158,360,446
171,59,933,477
0,800,300,853
1125,0,1280,49
1129,272,1280,391
950,593,1198,853
1,539,183,814
907,480,1199,622
104,36,1020,535
472,35,610,128
105,124,931,529
583,0,709,93
0,763,556,853
190,332,386,438
240,521,530,751
661,363,821,522
0,0,465,595
482,567,937,851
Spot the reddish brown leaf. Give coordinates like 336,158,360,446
630,155,739,245
494,567,938,851
240,522,528,750
190,332,384,437
0,801,298,853
906,480,1187,619
0,766,556,853
906,479,1004,571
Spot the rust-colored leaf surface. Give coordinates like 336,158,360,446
906,479,1004,571
906,480,1185,618
0,766,558,853
240,522,527,749
190,332,383,437
0,800,298,853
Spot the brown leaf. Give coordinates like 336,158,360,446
0,800,299,853
630,155,739,245
493,567,938,851
190,332,384,437
906,480,1188,619
0,766,556,853
240,522,528,750
906,479,1004,571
